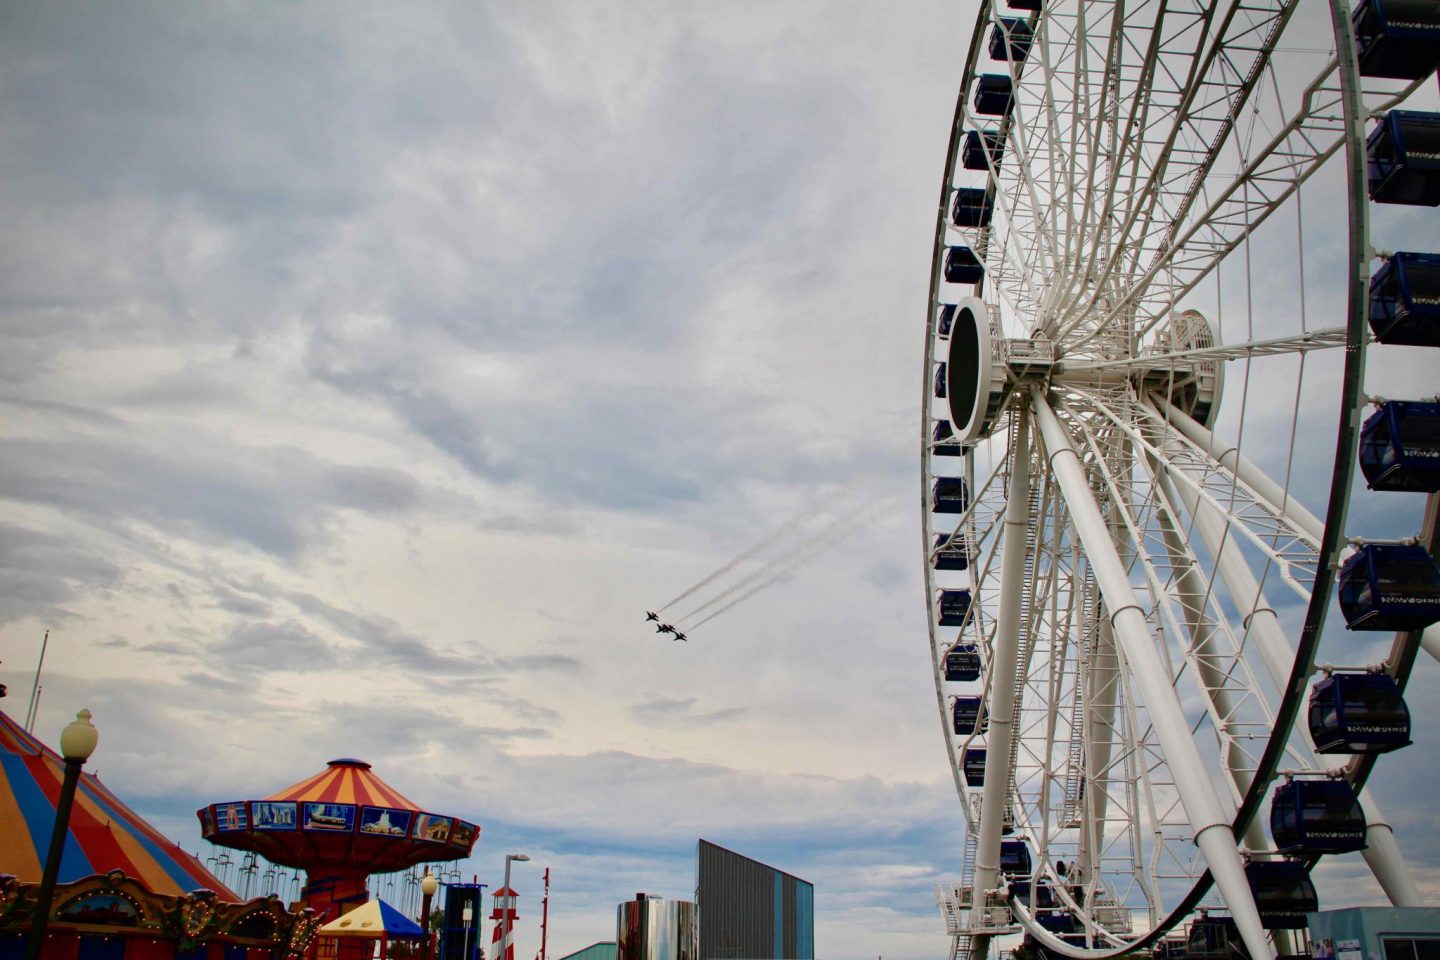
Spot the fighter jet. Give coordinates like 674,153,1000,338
645,611,659,622
656,623,675,635
672,631,688,642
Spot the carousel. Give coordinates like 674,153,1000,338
198,759,479,927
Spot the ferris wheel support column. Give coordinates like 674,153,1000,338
969,405,1035,956
1076,615,1120,894
1147,461,1272,852
1420,625,1440,665
1146,401,1425,907
1032,388,1273,960
1148,443,1426,908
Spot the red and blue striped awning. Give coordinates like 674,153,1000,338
0,709,234,899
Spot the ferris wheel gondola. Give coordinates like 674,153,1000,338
920,0,1440,958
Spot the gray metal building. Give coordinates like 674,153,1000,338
695,840,814,960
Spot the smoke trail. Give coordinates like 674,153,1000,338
679,497,892,627
684,503,887,631
657,509,815,612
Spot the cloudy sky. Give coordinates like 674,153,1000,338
2,4,1438,960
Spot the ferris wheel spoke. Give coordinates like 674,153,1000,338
1083,63,1425,347
1056,0,1300,342
1068,388,1319,600
1031,387,1271,958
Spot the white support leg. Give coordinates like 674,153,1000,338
1032,388,1274,960
1420,625,1440,665
1158,399,1324,546
970,407,1035,948
1150,419,1426,908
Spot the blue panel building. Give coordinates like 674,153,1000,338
695,840,814,960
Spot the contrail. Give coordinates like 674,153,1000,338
679,497,893,629
684,502,885,631
659,509,817,607
657,509,815,613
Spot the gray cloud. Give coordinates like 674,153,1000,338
0,436,420,558
0,523,122,625
630,696,746,726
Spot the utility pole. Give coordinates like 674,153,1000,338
537,868,550,960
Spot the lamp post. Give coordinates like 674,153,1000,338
25,709,98,960
498,854,529,960
421,870,438,960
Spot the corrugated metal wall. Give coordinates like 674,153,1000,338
695,840,814,960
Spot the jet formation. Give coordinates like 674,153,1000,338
645,613,686,641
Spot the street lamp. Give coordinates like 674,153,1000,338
420,870,439,960
498,854,530,960
25,709,99,960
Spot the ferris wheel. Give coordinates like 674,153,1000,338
921,0,1440,957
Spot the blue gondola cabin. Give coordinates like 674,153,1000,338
938,589,973,625
933,531,972,568
1270,778,1367,854
963,746,987,786
933,477,971,513
1244,860,1318,930
974,74,1015,116
1368,252,1440,346
952,696,988,735
1308,671,1411,753
1337,543,1440,631
1000,839,1032,876
1352,0,1440,79
989,18,1034,61
962,129,1005,171
946,246,985,284
1359,400,1440,492
952,187,996,228
1367,111,1440,206
933,420,967,457
938,303,956,338
945,643,982,681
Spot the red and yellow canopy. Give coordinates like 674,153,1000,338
266,758,417,808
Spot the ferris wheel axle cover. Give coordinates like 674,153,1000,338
942,297,1005,443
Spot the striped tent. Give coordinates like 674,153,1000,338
0,709,233,898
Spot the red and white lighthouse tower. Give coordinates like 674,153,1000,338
490,885,520,960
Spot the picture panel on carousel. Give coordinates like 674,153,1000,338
253,801,298,831
448,820,479,850
213,802,248,833
944,296,995,445
199,806,215,837
302,802,356,832
359,805,413,837
413,813,453,843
